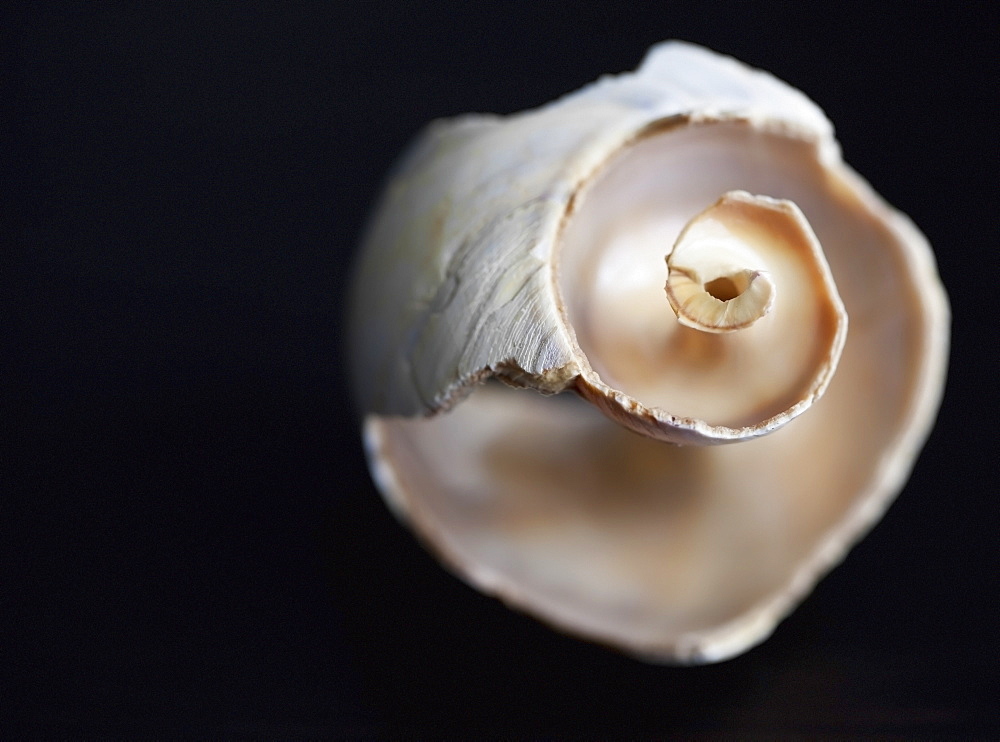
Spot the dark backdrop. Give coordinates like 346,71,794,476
9,2,998,737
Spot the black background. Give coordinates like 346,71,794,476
9,2,998,737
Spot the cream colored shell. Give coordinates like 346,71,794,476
348,42,949,662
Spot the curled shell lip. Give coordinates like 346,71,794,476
556,171,848,446
349,42,949,663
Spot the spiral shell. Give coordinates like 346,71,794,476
348,42,948,662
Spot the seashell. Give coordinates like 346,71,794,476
347,42,949,662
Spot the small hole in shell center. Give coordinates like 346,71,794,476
704,276,743,302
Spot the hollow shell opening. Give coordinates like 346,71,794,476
557,123,846,429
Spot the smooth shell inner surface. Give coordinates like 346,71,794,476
368,122,936,659
559,128,844,429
